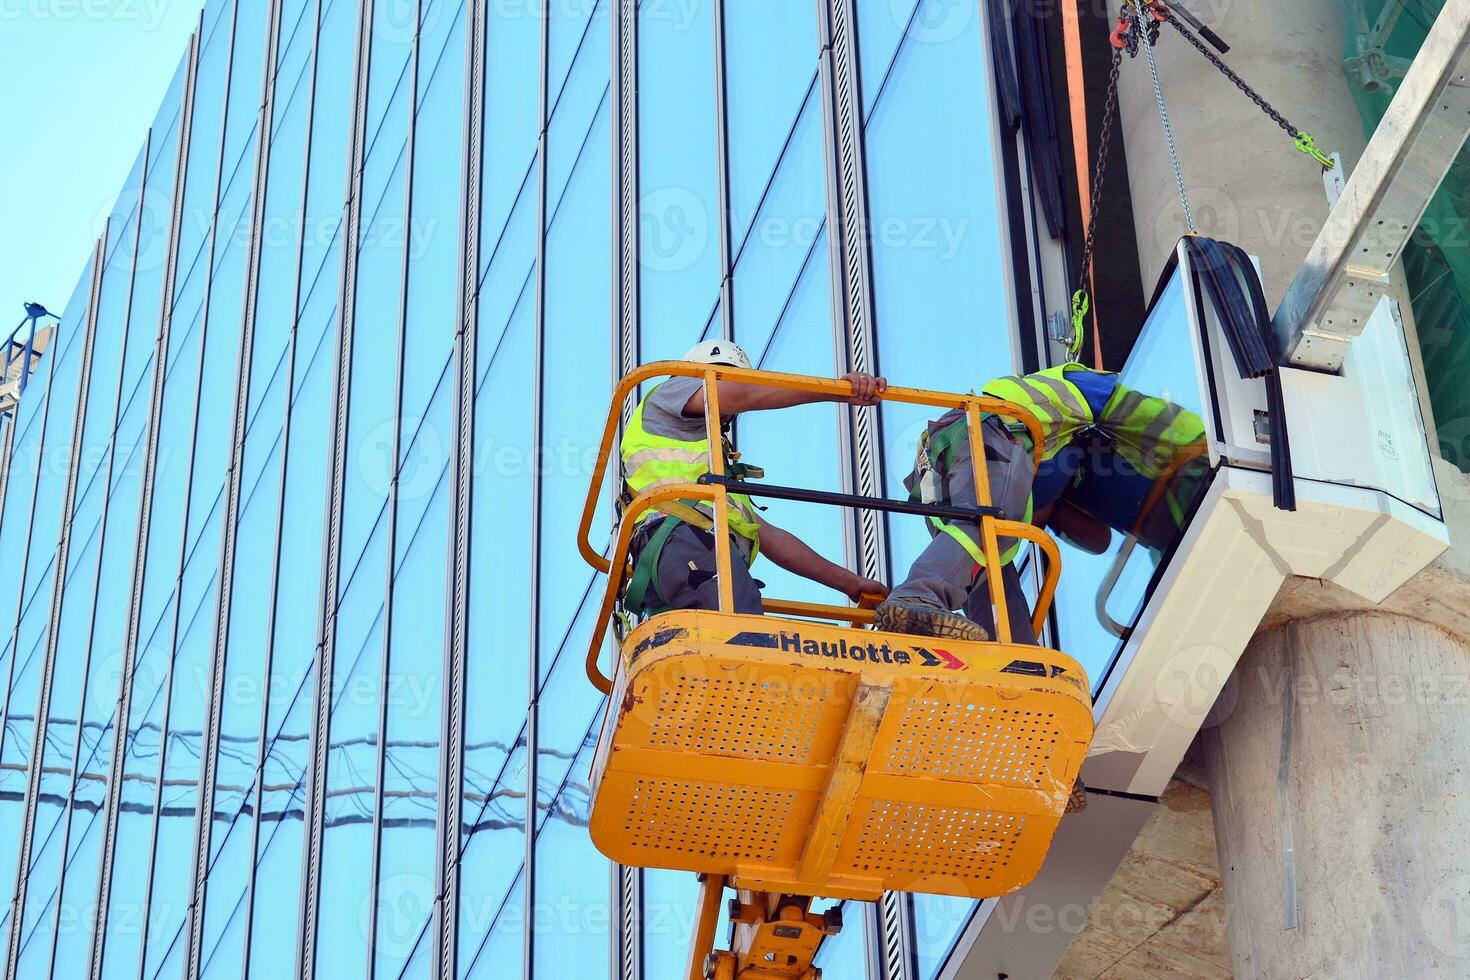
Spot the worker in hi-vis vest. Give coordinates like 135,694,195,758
875,363,1206,644
620,340,890,618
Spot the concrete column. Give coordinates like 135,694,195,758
1201,612,1470,979
1115,0,1368,307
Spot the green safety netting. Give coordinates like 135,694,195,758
1343,0,1470,471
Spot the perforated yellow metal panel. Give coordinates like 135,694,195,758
589,611,1093,902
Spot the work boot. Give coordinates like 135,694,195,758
1065,778,1087,814
875,598,990,642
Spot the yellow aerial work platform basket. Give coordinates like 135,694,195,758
577,364,1093,978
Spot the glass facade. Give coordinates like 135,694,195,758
0,1,1075,977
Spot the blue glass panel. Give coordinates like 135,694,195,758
641,869,701,980
245,695,313,978
530,709,610,978
860,3,1014,964
729,95,828,357
479,0,540,276
196,4,321,959
100,593,178,977
912,893,974,978
637,0,720,358
45,96,182,964
547,2,609,209
463,871,524,977
0,254,95,955
169,0,236,323
537,97,612,667
1051,271,1207,693
12,173,144,966
863,0,1015,589
738,243,846,606
463,237,534,864
456,724,528,977
533,599,603,829
297,0,357,313
314,514,388,978
376,419,453,979
337,131,408,581
142,509,224,978
723,0,819,246
364,0,418,164
813,902,869,976
549,0,598,105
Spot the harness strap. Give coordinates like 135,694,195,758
624,516,681,616
911,415,1034,568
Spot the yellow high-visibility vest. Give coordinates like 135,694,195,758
622,383,762,561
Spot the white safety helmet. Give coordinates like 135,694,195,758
681,339,752,371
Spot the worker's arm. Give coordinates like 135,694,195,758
757,517,889,604
683,371,886,417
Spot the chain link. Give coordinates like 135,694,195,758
1075,44,1125,305
1135,2,1197,232
1157,4,1335,167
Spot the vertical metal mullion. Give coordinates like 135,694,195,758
711,0,735,341
817,1,907,977
813,0,860,578
0,421,14,537
132,0,243,974
366,2,422,975
87,17,201,977
524,0,551,973
297,0,374,974
239,1,325,975
296,0,369,964
434,0,485,972
185,0,285,974
2,220,107,979
609,1,640,976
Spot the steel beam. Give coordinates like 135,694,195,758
1274,0,1470,372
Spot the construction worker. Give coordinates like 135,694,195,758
875,363,1206,643
620,340,890,618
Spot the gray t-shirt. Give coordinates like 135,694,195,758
631,378,755,556
640,378,709,441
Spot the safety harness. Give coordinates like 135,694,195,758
620,384,765,616
908,412,1034,570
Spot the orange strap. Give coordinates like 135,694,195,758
1061,2,1106,371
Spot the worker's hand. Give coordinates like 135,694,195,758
840,371,887,406
845,575,890,605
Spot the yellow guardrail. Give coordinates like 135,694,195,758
578,362,1058,694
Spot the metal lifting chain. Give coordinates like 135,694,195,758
1069,42,1126,362
1154,2,1337,169
1126,0,1197,234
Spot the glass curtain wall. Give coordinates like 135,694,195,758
0,0,1021,976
